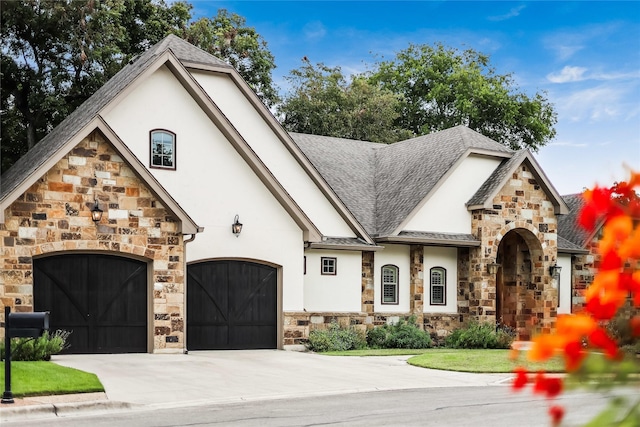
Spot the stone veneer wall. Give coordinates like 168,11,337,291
0,131,185,352
470,163,560,338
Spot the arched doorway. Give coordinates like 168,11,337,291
495,229,544,341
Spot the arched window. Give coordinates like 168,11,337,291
430,267,446,305
150,129,176,170
381,265,399,304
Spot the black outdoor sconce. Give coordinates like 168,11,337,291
549,264,562,277
91,198,103,224
232,214,243,237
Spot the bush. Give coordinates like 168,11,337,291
444,321,513,349
306,321,366,352
366,316,432,349
0,330,71,361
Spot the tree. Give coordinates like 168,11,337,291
278,59,412,143
1,1,278,172
183,9,278,108
368,43,557,151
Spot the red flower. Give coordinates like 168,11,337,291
585,295,620,321
549,405,565,427
630,316,640,338
588,328,620,360
533,372,563,399
564,340,587,372
512,367,528,391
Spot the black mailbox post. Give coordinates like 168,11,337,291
2,307,50,404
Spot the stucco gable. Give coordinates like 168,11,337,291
466,150,569,215
1,36,329,242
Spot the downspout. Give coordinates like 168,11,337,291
182,230,201,354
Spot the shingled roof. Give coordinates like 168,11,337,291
1,35,229,203
292,126,513,237
557,193,591,252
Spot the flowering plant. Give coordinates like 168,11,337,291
512,171,640,426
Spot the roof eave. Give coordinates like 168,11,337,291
375,235,481,247
307,242,384,251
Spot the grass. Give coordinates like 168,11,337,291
321,348,566,373
0,362,104,398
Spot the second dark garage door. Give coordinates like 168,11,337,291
187,260,277,350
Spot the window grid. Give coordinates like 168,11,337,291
150,130,176,170
321,257,337,275
430,267,446,305
381,265,399,305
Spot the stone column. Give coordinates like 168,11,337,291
361,251,375,318
409,245,424,326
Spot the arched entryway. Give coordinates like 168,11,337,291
495,229,544,341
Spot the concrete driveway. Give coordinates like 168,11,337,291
52,350,513,408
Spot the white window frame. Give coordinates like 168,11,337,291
150,129,176,170
381,264,399,305
430,267,446,305
321,257,337,275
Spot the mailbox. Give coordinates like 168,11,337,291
8,312,50,338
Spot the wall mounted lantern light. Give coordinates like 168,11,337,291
232,214,243,237
90,199,103,224
487,263,500,275
549,264,562,277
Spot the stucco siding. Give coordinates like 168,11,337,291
191,70,356,238
373,244,411,313
303,250,362,312
423,246,458,313
102,65,305,311
405,155,502,233
557,255,572,314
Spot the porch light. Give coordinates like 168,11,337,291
487,263,500,275
91,199,103,224
232,214,243,237
549,264,562,277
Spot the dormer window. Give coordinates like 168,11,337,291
150,130,176,170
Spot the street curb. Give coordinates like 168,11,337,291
0,400,134,422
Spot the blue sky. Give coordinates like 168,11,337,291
193,1,640,195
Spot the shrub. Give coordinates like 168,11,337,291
366,316,432,349
445,321,513,349
0,330,71,361
306,321,366,352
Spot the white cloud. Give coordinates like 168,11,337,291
488,5,526,21
554,85,625,122
303,21,327,40
547,66,588,83
548,140,588,148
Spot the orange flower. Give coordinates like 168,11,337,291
528,334,564,362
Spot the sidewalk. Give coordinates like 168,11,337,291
1,350,514,421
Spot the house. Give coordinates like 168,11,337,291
0,35,593,353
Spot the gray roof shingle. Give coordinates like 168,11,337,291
557,193,590,248
292,126,513,237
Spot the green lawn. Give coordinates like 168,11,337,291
0,362,104,398
322,348,566,373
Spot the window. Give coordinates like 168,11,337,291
321,257,337,275
430,267,446,305
381,265,399,304
150,130,176,170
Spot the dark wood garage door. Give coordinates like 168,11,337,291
33,254,148,354
187,260,277,350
